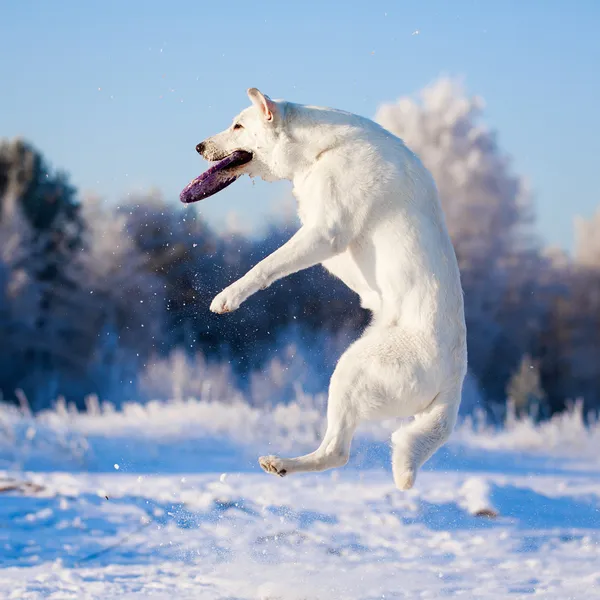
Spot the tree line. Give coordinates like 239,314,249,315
1,79,599,416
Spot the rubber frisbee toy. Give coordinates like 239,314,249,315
180,150,253,204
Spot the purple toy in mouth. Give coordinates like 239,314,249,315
180,150,253,204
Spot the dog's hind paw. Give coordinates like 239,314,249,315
394,468,416,491
259,455,287,477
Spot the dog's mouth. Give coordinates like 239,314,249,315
180,150,253,204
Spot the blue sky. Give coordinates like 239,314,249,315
1,0,599,251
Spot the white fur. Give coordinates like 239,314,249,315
199,88,467,489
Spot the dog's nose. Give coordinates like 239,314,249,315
196,142,205,155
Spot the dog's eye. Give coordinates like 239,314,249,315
233,123,244,130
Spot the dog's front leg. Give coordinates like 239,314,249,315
210,225,346,314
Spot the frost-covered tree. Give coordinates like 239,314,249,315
0,139,81,237
376,79,532,259
527,210,600,412
376,79,543,401
0,139,85,407
0,184,38,396
69,195,166,400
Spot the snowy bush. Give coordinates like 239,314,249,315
139,349,243,404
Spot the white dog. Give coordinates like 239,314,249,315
196,88,467,489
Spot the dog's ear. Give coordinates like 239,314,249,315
247,88,276,122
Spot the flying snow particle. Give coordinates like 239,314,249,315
220,473,228,483
114,463,120,470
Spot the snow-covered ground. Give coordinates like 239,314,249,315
1,399,600,599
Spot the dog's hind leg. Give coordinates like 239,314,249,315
391,388,460,490
258,340,367,477
258,418,356,477
258,389,358,477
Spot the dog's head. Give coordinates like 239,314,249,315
196,88,292,182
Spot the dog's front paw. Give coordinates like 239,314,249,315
259,455,288,477
210,285,245,314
